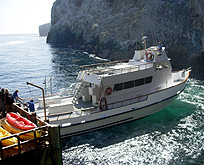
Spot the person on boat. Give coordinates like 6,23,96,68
4,89,14,113
27,100,35,112
13,89,22,103
158,42,163,51
0,88,5,115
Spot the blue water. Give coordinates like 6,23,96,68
0,34,204,164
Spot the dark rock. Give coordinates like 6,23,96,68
39,23,51,37
47,0,204,79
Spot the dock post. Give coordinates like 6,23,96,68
40,125,62,165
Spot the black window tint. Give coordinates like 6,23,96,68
135,78,144,86
113,83,123,91
145,76,153,84
124,81,134,89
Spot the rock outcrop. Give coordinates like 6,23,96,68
47,0,204,79
39,23,51,37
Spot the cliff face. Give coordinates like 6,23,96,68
47,0,204,78
39,23,51,37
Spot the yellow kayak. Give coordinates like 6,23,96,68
0,126,18,149
1,119,42,140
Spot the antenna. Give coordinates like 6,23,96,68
142,36,147,50
136,37,137,50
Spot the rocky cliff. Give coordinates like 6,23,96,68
47,0,204,79
39,23,51,36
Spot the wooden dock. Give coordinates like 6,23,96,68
0,103,62,165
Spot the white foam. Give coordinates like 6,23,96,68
0,41,25,46
89,54,109,61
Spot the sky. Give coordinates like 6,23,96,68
0,0,56,34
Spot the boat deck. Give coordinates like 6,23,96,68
35,96,98,121
82,60,154,78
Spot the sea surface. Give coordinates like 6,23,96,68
0,34,204,164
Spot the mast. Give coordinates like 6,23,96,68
142,36,147,50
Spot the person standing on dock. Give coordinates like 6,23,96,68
0,88,5,115
27,100,35,112
13,89,22,103
4,89,14,113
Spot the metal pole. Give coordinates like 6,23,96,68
26,82,47,121
44,76,46,96
50,77,52,97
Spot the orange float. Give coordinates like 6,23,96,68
6,112,37,131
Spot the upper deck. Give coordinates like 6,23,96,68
77,59,154,84
77,46,169,83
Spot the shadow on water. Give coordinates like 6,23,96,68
61,99,195,149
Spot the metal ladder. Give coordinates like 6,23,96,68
72,71,86,104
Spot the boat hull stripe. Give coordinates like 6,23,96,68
60,117,133,138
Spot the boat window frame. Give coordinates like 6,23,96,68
124,80,135,89
145,76,153,84
135,78,145,87
113,76,153,93
113,83,124,92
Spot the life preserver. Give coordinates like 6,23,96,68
145,52,154,61
100,97,108,111
105,87,112,95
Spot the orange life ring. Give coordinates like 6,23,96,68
145,52,154,61
105,87,112,95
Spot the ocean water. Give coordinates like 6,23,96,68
0,34,204,164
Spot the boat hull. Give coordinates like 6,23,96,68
60,96,176,138
1,119,42,140
48,70,189,138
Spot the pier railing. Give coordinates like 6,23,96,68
0,103,62,163
0,125,48,159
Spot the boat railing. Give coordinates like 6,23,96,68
81,60,153,77
45,94,148,122
79,59,129,70
107,95,148,110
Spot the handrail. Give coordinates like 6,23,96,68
46,94,148,122
79,59,129,69
82,62,153,78
0,125,49,159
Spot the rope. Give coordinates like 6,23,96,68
21,91,74,101
27,84,38,99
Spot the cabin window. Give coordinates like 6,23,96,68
124,80,134,89
135,78,144,86
113,76,153,92
145,76,153,84
113,83,123,91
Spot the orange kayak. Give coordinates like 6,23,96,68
6,112,37,131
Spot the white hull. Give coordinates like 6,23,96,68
50,76,187,138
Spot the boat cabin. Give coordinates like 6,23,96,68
75,46,173,108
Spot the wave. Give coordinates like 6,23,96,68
0,41,25,46
177,78,204,110
88,53,109,61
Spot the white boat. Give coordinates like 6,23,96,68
34,39,191,138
